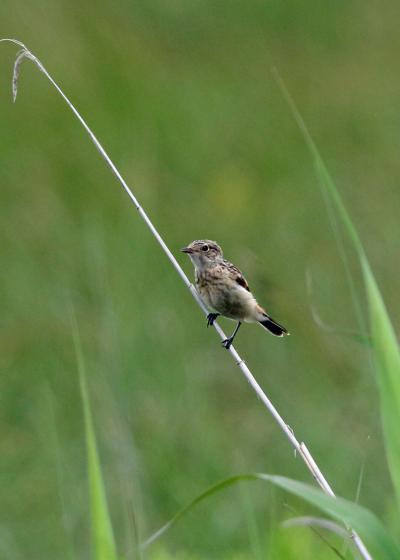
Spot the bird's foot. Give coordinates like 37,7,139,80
207,313,220,328
221,337,234,350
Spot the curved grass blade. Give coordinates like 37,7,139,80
306,269,372,347
73,323,118,560
267,475,398,559
141,475,256,549
361,255,400,512
282,515,349,538
142,473,399,559
282,516,348,559
274,70,400,514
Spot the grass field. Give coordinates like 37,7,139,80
1,2,400,558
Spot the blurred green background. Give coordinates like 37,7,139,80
1,1,399,558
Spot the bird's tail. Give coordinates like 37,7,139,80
259,315,289,337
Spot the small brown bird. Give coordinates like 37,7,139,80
181,240,289,349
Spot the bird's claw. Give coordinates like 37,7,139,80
221,337,233,350
207,313,219,328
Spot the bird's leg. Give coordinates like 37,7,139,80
206,313,220,327
222,322,241,349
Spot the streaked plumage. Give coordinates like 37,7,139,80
181,239,289,348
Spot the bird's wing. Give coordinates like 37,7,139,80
224,260,251,292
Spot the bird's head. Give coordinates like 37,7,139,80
181,240,223,269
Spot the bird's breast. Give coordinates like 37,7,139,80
196,269,218,310
196,268,256,320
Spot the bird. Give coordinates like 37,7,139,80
181,240,289,349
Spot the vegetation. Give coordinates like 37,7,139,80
1,2,400,558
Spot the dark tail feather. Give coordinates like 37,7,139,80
259,316,289,337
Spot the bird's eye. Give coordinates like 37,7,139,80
201,244,209,252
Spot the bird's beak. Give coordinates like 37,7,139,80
181,246,193,254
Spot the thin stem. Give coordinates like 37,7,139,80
0,39,371,560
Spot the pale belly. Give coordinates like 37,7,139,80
196,280,256,321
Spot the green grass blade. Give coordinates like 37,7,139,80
266,475,398,559
274,70,400,512
73,325,118,560
142,473,399,558
361,256,400,510
141,475,253,549
282,516,349,559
